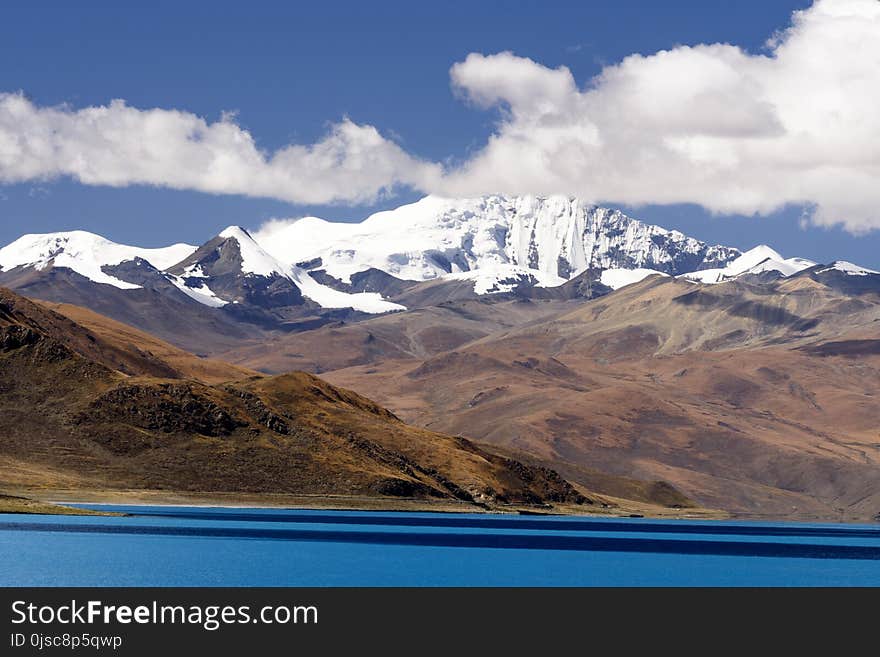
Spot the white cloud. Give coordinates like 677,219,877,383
2,0,880,232
0,94,441,205
439,0,880,232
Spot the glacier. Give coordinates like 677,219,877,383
255,195,742,286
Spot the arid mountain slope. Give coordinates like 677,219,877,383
39,300,257,384
220,296,581,374
460,274,880,359
0,265,265,354
319,275,880,520
0,287,586,509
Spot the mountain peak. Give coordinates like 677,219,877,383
819,261,880,276
737,244,784,264
212,226,288,278
166,224,404,314
0,230,195,289
218,225,255,242
681,244,817,284
257,194,741,285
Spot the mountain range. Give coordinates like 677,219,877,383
4,194,874,348
0,285,598,510
2,195,879,519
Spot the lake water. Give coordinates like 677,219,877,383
1,505,879,586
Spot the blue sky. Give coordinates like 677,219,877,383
2,0,879,267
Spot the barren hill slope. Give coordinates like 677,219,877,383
321,276,880,520
0,287,587,510
38,300,257,384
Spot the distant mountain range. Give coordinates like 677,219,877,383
259,195,743,291
1,195,876,352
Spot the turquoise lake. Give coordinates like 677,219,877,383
2,506,879,586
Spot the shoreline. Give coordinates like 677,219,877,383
0,494,121,516
4,487,729,520
1,490,873,524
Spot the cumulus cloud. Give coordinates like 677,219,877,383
2,0,880,232
0,94,441,205
439,0,880,232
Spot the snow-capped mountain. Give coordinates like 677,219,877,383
0,230,196,289
1,196,877,330
166,226,404,314
682,245,816,284
165,226,302,309
816,261,879,277
0,227,403,315
799,260,880,296
255,195,742,289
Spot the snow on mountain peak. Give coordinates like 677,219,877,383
682,245,815,284
0,230,196,289
217,225,289,277
253,194,741,285
730,245,784,270
1,198,862,313
172,225,403,314
817,261,880,276
218,225,253,241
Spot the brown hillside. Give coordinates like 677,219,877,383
39,300,257,384
219,297,581,374
319,276,880,521
0,287,586,509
